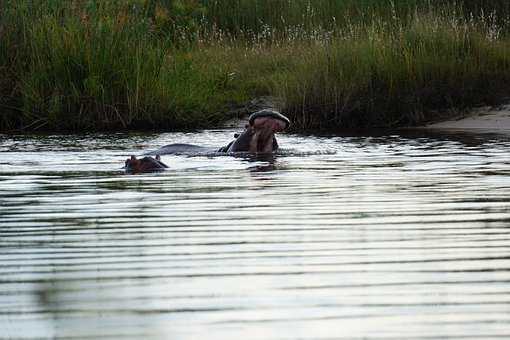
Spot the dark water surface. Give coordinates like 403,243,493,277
1,130,510,339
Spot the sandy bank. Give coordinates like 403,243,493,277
425,104,510,133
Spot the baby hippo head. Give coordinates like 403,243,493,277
124,155,168,174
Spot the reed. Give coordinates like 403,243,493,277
0,0,243,131
1,0,510,131
274,8,510,129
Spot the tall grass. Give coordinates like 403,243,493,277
276,8,510,129
2,0,510,131
0,0,245,131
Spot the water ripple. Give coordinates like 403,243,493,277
1,131,510,339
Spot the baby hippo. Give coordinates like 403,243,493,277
124,155,168,173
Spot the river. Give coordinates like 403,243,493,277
1,130,510,339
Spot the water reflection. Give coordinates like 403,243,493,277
1,129,510,339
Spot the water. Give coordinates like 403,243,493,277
1,130,510,340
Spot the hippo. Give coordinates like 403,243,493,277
218,110,290,153
147,110,291,156
124,155,168,173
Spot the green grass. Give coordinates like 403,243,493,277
2,0,510,131
0,0,245,131
275,11,510,129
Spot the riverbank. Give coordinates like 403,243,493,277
2,1,510,132
425,104,510,133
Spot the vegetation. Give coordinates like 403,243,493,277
2,0,510,131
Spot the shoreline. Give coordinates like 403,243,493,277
3,99,510,136
423,104,510,134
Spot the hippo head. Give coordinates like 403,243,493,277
124,155,168,173
248,110,290,153
227,110,291,153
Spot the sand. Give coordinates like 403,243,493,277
425,104,510,132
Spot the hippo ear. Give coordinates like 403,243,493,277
156,155,161,161
130,155,136,160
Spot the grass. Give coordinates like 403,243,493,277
0,0,246,131
2,0,510,131
276,10,510,129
